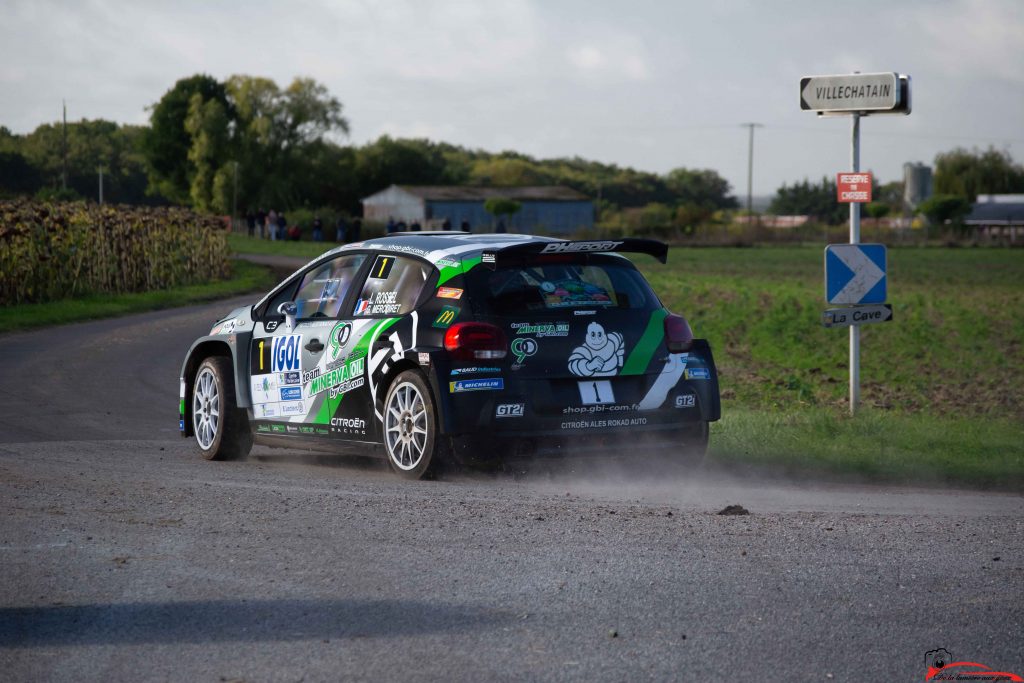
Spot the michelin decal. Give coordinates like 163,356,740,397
568,323,624,377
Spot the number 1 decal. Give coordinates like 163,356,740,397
371,255,395,279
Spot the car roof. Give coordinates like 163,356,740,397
318,232,562,266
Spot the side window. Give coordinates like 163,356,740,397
294,254,367,319
353,255,431,317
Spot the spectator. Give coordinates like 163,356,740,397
395,220,407,232
336,216,348,242
245,210,256,237
460,220,471,233
496,219,507,233
386,217,397,234
256,208,267,239
410,220,421,232
267,209,278,241
288,223,301,241
277,212,287,241
442,218,452,231
350,217,362,243
312,216,324,242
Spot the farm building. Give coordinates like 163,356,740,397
361,185,594,234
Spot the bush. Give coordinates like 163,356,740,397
0,199,229,305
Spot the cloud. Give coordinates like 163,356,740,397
916,0,1024,84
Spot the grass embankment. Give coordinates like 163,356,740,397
635,247,1024,488
0,259,275,333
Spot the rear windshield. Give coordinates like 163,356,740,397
467,254,659,315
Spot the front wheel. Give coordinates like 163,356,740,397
383,370,442,479
192,356,253,461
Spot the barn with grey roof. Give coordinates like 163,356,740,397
361,184,594,234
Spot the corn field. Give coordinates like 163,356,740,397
0,199,230,305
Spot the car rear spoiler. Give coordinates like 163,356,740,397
480,238,668,268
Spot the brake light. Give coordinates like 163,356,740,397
664,313,694,353
444,322,508,361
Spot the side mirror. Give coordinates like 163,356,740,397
277,301,297,331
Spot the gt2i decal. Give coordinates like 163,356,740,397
495,403,525,418
568,323,624,377
449,378,504,392
675,393,696,408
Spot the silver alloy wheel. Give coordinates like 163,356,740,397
385,381,428,471
193,367,220,450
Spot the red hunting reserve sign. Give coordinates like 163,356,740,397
837,172,872,203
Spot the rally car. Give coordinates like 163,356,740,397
180,233,720,478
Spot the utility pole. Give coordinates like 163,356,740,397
741,123,763,220
61,100,68,191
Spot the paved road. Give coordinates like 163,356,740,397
1,297,1022,682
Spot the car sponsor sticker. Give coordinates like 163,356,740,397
675,393,696,408
280,400,305,416
568,323,624,377
433,306,459,328
511,337,538,366
418,352,431,365
450,366,501,376
685,367,710,380
511,322,569,337
271,334,302,372
495,403,525,418
329,322,352,359
560,416,648,430
449,378,504,393
541,240,623,254
280,371,301,385
253,403,280,419
436,287,463,300
578,380,615,405
280,386,303,402
251,375,280,403
309,354,366,398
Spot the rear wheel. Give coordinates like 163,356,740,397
383,370,441,479
192,356,252,461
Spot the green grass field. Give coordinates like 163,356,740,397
635,247,1024,487
0,259,275,333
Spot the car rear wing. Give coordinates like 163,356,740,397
480,238,668,268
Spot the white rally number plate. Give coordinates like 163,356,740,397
578,380,615,405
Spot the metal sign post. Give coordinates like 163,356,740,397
849,113,861,414
801,71,910,415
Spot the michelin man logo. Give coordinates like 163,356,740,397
568,322,624,377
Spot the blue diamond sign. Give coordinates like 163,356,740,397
825,244,887,305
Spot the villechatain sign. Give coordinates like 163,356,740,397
837,172,872,203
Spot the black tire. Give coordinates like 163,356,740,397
191,356,253,461
382,370,443,480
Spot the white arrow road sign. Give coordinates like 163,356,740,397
825,244,887,305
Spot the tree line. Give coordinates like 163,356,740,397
3,72,1021,228
0,73,737,222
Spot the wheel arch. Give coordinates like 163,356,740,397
180,338,243,438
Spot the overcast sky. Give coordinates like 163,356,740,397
3,0,1022,197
